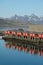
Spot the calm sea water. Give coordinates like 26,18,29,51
0,27,29,31
0,39,43,65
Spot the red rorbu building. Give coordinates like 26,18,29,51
38,33,43,39
29,33,35,38
12,31,16,36
5,30,10,35
23,32,28,38
17,31,21,37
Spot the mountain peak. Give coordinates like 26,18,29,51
5,14,43,24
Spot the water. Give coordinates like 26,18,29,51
0,26,29,31
0,39,43,65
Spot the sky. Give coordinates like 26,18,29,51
0,0,43,18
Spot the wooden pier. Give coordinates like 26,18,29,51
2,30,43,44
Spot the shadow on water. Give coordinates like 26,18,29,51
3,39,43,56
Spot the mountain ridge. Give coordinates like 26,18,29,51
0,14,43,28
8,14,43,24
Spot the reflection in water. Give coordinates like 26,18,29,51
4,40,43,56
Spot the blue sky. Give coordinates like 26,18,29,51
0,0,43,18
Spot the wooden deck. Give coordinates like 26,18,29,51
2,35,43,44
